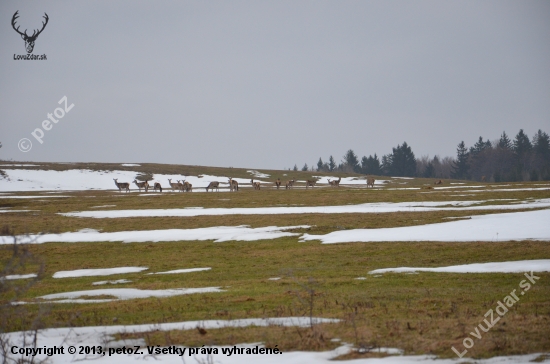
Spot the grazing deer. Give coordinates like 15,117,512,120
285,179,295,189
133,180,149,192
228,178,239,192
154,182,162,192
113,178,130,192
366,177,375,188
328,177,341,187
306,179,317,189
206,181,219,192
275,178,281,189
434,179,442,185
168,179,182,192
251,179,261,190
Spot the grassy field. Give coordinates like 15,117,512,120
1,162,549,359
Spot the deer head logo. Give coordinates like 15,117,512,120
12,11,49,54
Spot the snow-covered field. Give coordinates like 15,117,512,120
1,318,544,364
60,198,550,218
1,226,310,245
2,165,549,363
301,208,550,243
368,259,550,274
0,169,268,192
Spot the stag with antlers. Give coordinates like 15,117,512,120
12,11,49,54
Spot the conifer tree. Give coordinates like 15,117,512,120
451,141,469,179
498,131,512,150
328,156,336,172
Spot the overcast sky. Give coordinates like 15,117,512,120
1,1,549,169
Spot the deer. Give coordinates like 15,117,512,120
113,178,130,193
186,183,193,192
206,181,219,192
366,177,375,188
328,177,341,187
181,180,192,192
285,179,295,189
275,178,281,189
168,179,182,192
228,178,239,192
306,179,317,189
153,182,162,192
434,179,442,185
133,179,149,192
251,179,261,190
11,11,49,54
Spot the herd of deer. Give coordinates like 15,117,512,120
113,176,377,193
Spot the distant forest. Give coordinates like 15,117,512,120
295,129,550,182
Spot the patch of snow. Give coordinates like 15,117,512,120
0,210,33,213
268,277,281,281
300,209,550,243
392,177,414,179
2,226,310,245
148,268,211,275
0,164,39,167
29,287,225,303
1,274,37,280
354,277,367,280
53,267,148,278
61,198,550,219
0,195,70,199
92,279,132,285
369,259,550,274
247,170,270,178
91,205,116,208
121,164,140,166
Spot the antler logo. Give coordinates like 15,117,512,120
11,11,49,54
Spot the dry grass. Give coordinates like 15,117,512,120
1,162,549,359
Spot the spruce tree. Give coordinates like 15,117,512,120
389,142,416,176
451,141,469,179
343,149,360,173
328,156,336,172
317,158,324,172
498,131,512,150
302,163,309,171
513,129,532,158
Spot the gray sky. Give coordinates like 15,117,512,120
1,1,549,169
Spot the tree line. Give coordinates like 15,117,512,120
295,128,550,182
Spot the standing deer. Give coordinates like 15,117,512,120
328,177,341,187
206,181,219,192
154,182,162,192
168,179,182,192
434,179,442,185
113,178,130,192
275,178,281,189
366,177,375,188
285,179,295,189
228,178,239,192
306,179,317,189
133,180,149,192
251,179,261,190
181,180,192,192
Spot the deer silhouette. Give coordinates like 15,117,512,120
12,11,49,54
